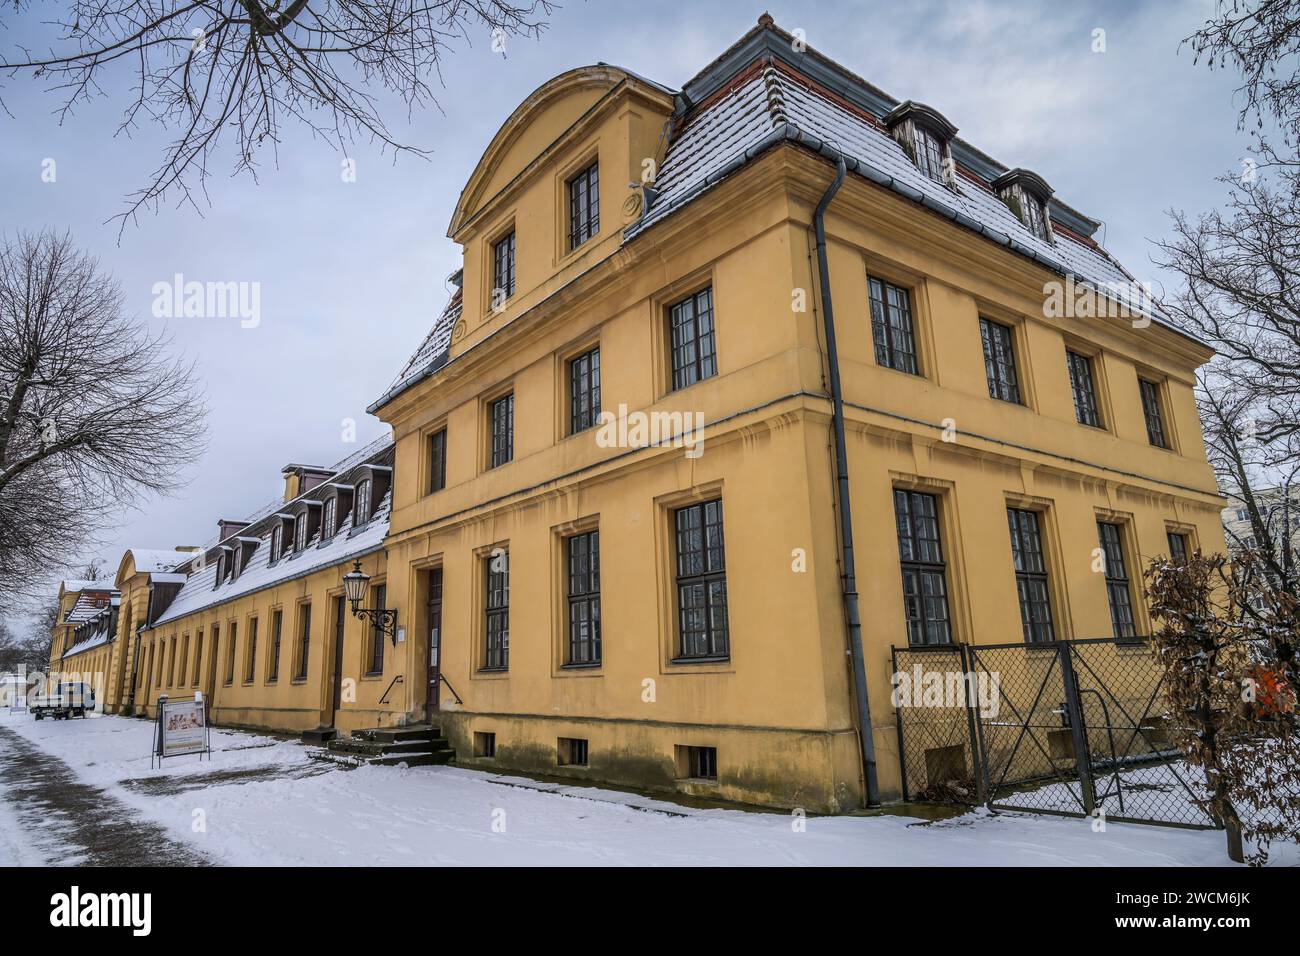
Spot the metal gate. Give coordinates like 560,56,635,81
895,638,1218,829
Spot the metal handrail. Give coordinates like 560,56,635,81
378,674,403,705
437,673,463,705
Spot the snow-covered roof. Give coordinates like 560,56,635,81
63,590,118,624
371,19,1196,412
151,437,394,628
626,63,1171,330
60,579,110,594
126,548,194,575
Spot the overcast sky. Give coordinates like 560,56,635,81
1,0,1255,616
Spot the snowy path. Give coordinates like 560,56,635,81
0,712,1285,866
0,723,209,866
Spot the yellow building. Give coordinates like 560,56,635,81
54,17,1226,811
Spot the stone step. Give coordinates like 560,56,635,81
353,726,441,743
370,750,455,768
327,736,450,757
301,727,338,744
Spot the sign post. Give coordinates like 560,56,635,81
151,692,211,768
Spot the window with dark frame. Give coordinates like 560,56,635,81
1167,531,1189,563
295,604,311,680
492,230,516,304
368,584,386,675
294,514,307,552
569,348,601,434
674,499,729,661
484,552,509,670
568,161,599,249
1067,350,1102,427
268,610,281,682
566,530,601,666
1022,192,1049,241
192,631,203,686
914,125,946,183
979,318,1021,404
355,479,371,527
322,497,336,541
1007,508,1055,643
893,490,952,645
220,623,231,684
1139,378,1168,448
868,276,919,374
687,745,718,781
428,429,447,493
474,732,496,758
668,288,717,391
1098,522,1138,641
270,525,281,563
244,617,256,683
557,737,588,767
489,394,514,468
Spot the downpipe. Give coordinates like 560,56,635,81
813,155,879,806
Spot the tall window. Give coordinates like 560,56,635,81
268,610,281,682
490,394,514,468
428,429,447,493
566,530,601,665
492,230,516,303
1138,378,1168,448
294,514,308,552
668,288,717,391
893,490,952,645
296,604,311,680
244,617,256,682
979,318,1021,404
1167,531,1189,563
270,525,281,563
355,479,372,527
568,161,599,249
868,276,919,374
569,348,601,434
192,632,203,686
1022,193,1049,240
1007,508,1055,643
1098,522,1137,641
322,497,336,541
368,585,386,675
674,499,729,660
1067,350,1101,427
484,552,509,670
914,125,946,183
219,623,232,684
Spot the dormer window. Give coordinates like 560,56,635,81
322,497,337,542
992,169,1054,243
914,126,946,183
355,479,372,528
270,525,281,563
885,101,958,188
294,514,308,552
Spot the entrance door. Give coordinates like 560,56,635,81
328,596,346,726
426,568,443,723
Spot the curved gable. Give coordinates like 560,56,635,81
448,66,630,238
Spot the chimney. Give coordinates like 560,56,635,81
217,519,249,541
282,463,332,501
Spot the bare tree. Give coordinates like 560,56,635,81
0,1,552,228
0,619,51,673
0,230,206,611
1186,0,1300,167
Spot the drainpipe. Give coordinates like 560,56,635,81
813,155,879,806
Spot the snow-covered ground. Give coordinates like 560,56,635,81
0,711,1290,866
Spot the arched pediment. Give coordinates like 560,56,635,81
448,65,633,238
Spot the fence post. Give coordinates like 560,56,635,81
1058,642,1096,816
957,644,986,805
891,645,910,802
